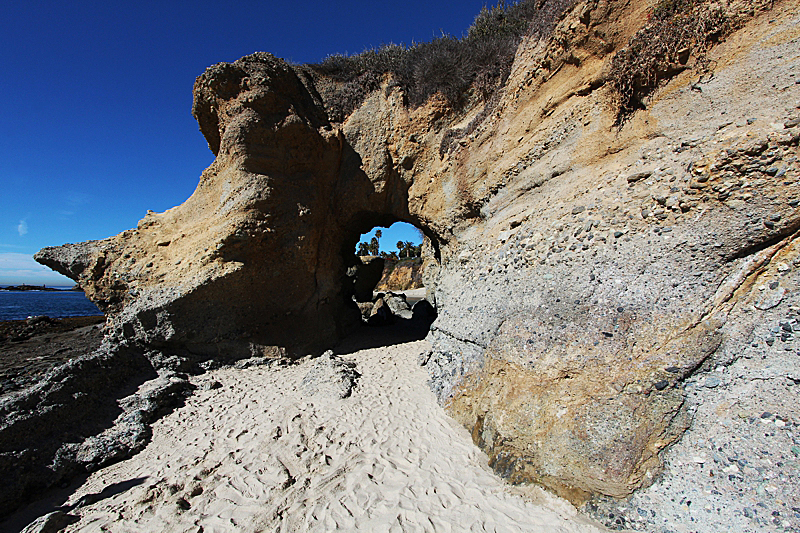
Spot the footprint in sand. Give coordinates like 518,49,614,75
38,339,607,533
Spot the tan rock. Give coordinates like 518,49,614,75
375,259,424,291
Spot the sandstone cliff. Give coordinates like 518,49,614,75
375,258,424,291
27,0,800,528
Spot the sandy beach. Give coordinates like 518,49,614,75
15,324,605,532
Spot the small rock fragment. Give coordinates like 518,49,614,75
755,287,786,310
627,171,652,183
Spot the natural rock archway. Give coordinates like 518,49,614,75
30,0,800,517
37,54,442,363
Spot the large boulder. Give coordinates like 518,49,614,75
383,292,413,319
367,297,393,326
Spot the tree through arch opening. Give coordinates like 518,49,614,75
356,222,423,260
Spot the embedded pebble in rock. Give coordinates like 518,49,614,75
627,171,652,183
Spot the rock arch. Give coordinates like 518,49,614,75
31,3,800,510
36,53,446,363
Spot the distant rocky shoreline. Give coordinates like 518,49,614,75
0,285,81,292
0,316,106,395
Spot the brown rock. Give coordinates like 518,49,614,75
367,297,393,326
626,170,652,183
447,316,722,501
375,258,424,291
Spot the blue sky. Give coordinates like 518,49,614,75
359,222,424,255
0,1,486,285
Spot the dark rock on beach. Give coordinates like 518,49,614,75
0,319,193,518
0,316,105,395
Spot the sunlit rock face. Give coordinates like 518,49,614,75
36,0,800,505
37,53,436,361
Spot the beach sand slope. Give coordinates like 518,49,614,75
48,333,605,532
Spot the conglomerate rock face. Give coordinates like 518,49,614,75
34,0,800,510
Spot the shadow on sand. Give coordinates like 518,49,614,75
1,476,149,533
333,304,436,356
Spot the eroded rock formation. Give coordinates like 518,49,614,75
31,0,800,518
376,258,424,291
37,54,428,361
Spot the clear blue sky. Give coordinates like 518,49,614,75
0,0,486,285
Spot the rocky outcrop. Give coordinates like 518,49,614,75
0,341,193,517
31,0,800,522
425,7,800,505
350,256,385,302
300,350,360,399
36,53,425,362
375,258,424,291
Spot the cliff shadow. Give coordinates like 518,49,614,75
0,476,148,533
0,344,193,522
333,312,435,356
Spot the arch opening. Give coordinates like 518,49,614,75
337,216,437,352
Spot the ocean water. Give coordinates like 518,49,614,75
0,289,103,321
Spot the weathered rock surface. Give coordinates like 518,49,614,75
375,258,424,291
20,510,78,533
367,297,393,326
382,292,413,319
424,1,800,511
26,0,800,528
0,341,193,517
300,350,360,399
35,53,420,363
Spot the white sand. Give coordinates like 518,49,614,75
400,288,427,305
56,334,606,532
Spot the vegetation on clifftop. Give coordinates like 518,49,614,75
609,0,748,122
300,0,574,122
302,0,760,128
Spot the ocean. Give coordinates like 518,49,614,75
0,288,103,321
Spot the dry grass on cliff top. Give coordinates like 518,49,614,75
300,0,574,122
608,0,775,123
304,0,766,129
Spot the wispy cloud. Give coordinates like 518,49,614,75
17,219,28,236
58,192,91,219
0,252,73,285
66,192,90,206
